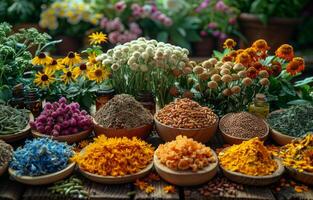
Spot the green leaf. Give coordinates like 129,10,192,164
287,99,313,105
170,31,191,50
157,32,169,42
213,50,224,60
186,31,201,42
294,77,313,87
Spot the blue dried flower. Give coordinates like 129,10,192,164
10,138,73,176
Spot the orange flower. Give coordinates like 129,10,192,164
271,61,282,76
252,39,270,52
236,49,244,55
163,185,176,193
252,62,264,71
292,57,305,71
222,55,234,62
235,52,251,67
244,48,257,61
228,50,238,58
246,67,258,79
286,60,301,76
223,38,237,49
275,44,294,61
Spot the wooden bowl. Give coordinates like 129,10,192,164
0,162,8,176
219,113,269,144
154,150,218,186
268,110,297,145
78,161,153,184
154,115,219,143
32,127,93,144
286,167,313,185
0,113,34,143
93,118,152,139
9,162,75,185
220,158,284,186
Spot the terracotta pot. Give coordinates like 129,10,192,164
55,36,82,56
192,36,215,57
239,13,300,51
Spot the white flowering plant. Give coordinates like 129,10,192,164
97,37,191,107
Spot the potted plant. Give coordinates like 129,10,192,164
225,0,310,50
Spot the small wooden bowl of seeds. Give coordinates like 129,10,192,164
219,112,269,144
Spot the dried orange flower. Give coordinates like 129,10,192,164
244,48,257,61
275,44,294,61
278,134,313,173
219,138,278,176
223,38,237,49
72,135,154,176
286,60,302,76
222,55,234,62
135,179,149,190
156,135,216,171
163,185,176,193
252,39,270,52
145,186,155,193
292,57,305,71
235,52,251,67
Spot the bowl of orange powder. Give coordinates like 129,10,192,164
154,135,218,186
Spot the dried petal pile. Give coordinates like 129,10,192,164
156,135,216,171
72,135,154,176
156,98,217,129
219,138,277,176
10,138,73,176
278,134,313,172
0,140,13,167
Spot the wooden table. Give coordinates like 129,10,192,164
1,134,313,200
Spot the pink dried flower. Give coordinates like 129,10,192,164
212,30,220,37
215,0,228,12
195,0,210,13
200,31,208,36
208,22,218,29
228,17,237,25
100,17,109,28
114,1,126,12
219,32,227,40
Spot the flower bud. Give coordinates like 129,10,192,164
193,66,205,74
183,91,194,99
233,63,245,71
242,77,252,86
199,72,210,80
259,78,270,86
202,60,213,69
238,70,247,78
221,74,233,83
169,86,179,97
259,70,269,78
222,88,232,96
208,58,218,65
220,68,231,75
211,74,221,82
231,86,241,94
207,81,218,89
232,73,240,81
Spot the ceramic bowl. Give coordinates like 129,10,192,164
219,113,269,144
0,113,34,143
78,161,153,184
93,118,152,139
154,150,218,186
9,162,75,185
154,115,219,143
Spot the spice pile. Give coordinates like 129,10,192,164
156,98,217,129
156,135,216,171
30,97,92,136
94,94,153,128
184,177,243,197
10,138,73,176
134,173,176,194
219,138,277,176
278,134,313,172
48,175,88,198
268,105,313,137
0,105,29,135
220,112,268,139
0,140,13,167
73,135,154,176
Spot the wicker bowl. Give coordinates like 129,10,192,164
78,162,153,184
219,113,269,145
0,113,34,143
220,158,284,186
9,162,75,185
154,150,218,186
154,115,219,143
93,118,152,139
32,127,93,144
268,110,297,146
286,167,313,185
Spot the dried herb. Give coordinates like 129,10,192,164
0,105,29,135
268,105,313,137
0,140,13,167
10,138,73,176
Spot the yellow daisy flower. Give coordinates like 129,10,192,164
34,70,55,88
61,68,79,84
87,53,98,66
73,63,90,76
61,52,82,67
32,53,53,66
45,59,64,73
87,66,109,83
88,32,108,45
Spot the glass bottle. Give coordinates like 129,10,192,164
96,88,115,111
136,91,156,115
248,93,270,118
24,88,42,117
9,84,25,109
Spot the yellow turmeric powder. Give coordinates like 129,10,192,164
219,138,277,176
72,135,154,176
278,134,313,173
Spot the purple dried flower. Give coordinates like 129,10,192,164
114,1,126,12
215,0,228,12
212,30,221,37
208,22,218,29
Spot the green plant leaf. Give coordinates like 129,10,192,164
157,32,169,42
294,77,313,87
287,99,313,105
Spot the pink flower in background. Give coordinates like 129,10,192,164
106,18,124,32
219,32,227,40
212,30,220,37
215,0,228,12
200,31,208,37
228,17,237,25
115,1,126,12
207,22,218,29
163,18,173,26
129,22,142,34
131,3,144,17
100,17,109,29
108,31,120,44
195,0,210,13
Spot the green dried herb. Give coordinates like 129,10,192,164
268,105,313,137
